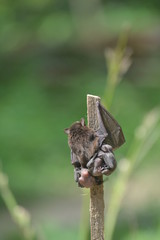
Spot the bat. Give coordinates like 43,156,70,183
65,102,125,188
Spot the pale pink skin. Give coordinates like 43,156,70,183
79,168,96,188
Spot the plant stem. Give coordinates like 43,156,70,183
0,169,35,240
87,94,104,240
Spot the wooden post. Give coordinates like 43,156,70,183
87,94,105,240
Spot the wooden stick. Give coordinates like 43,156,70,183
87,94,105,240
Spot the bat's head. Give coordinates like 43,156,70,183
64,118,86,135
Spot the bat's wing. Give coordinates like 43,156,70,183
97,102,125,150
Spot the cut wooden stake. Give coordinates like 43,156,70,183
87,94,105,240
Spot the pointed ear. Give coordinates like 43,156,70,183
64,128,70,134
80,118,85,126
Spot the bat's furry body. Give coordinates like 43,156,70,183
67,121,99,167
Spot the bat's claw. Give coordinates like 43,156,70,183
102,168,113,176
101,144,113,152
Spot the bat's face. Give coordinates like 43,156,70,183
64,118,99,160
64,118,85,136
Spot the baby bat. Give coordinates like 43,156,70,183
65,102,125,188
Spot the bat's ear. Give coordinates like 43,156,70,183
64,128,70,134
80,118,85,126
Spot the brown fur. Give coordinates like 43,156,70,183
66,121,99,167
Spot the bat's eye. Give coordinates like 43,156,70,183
89,134,95,141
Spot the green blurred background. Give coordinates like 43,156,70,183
0,0,160,239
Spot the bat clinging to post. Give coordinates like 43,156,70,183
65,102,125,188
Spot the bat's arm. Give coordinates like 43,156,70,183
86,152,97,168
71,150,81,168
71,150,82,184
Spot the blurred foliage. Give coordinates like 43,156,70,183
0,0,160,240
0,168,36,240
